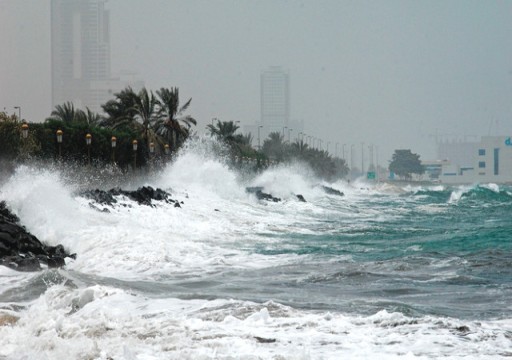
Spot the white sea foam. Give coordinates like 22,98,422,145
0,283,509,359
1,141,511,359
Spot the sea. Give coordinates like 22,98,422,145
0,139,511,359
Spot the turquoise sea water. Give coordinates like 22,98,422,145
1,152,511,358
155,183,512,321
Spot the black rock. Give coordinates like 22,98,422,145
320,185,344,197
0,201,19,223
246,187,281,202
47,256,66,269
296,194,307,202
81,186,181,208
254,336,276,343
0,201,74,272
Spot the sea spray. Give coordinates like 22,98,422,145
0,138,511,359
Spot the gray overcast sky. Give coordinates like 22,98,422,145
1,0,511,162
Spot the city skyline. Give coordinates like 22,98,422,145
1,0,512,164
51,0,143,114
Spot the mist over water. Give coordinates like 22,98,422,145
0,138,511,359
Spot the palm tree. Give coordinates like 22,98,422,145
206,120,240,144
101,87,138,130
262,131,287,161
291,139,309,155
155,87,197,151
132,87,159,146
72,107,103,126
50,102,79,124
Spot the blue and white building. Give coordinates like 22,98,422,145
439,136,512,184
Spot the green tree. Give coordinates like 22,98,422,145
155,87,197,151
206,120,240,144
50,102,81,124
132,87,159,147
261,132,287,161
389,149,424,180
101,86,138,130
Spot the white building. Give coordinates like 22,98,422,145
51,0,142,115
260,66,290,137
439,136,512,184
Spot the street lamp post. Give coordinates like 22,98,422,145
21,123,29,139
282,126,287,140
351,144,355,176
14,106,21,121
85,133,92,166
111,136,117,164
20,123,29,158
375,146,379,182
361,142,365,175
342,144,346,160
258,125,263,150
132,140,138,169
56,129,63,158
288,128,293,143
327,141,330,154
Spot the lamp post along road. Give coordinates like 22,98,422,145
258,125,263,150
132,140,138,170
85,133,92,166
21,123,28,139
111,136,117,164
14,106,21,121
361,142,365,175
20,123,28,158
56,129,63,158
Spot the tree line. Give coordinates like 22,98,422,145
1,85,424,181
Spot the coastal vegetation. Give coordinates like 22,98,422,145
1,86,349,181
388,149,425,180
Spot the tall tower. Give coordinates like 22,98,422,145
260,66,290,133
51,0,111,113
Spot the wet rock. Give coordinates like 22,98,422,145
0,201,74,272
246,187,281,202
254,336,276,343
455,325,470,334
296,194,307,202
82,186,181,208
320,185,344,197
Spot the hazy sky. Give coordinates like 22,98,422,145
1,0,511,162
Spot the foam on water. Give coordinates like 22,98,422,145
1,282,510,359
1,140,511,359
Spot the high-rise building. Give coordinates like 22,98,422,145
51,0,142,114
260,66,290,132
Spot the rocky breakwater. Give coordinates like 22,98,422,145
81,186,183,210
0,201,75,271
